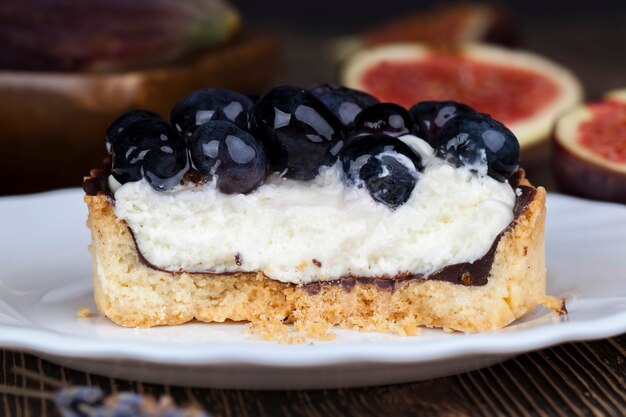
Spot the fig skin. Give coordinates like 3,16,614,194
519,140,554,188
553,138,626,204
0,0,240,72
552,93,626,204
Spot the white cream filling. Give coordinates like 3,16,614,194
112,136,516,284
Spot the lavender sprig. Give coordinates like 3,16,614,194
1,368,211,417
54,387,210,417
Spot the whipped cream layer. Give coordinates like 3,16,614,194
112,136,516,284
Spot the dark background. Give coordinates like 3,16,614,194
3,0,626,195
236,0,626,32
235,0,626,100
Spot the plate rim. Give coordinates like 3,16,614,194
1,188,626,368
1,310,626,367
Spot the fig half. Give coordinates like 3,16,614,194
331,4,517,62
0,0,240,72
553,90,626,204
342,43,583,149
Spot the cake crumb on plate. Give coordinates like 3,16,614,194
76,306,93,318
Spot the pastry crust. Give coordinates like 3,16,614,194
85,176,546,339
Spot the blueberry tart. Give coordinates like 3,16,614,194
84,86,554,339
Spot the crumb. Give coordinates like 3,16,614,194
459,272,473,285
76,306,93,318
246,316,335,344
538,295,567,315
312,259,322,268
246,319,289,341
396,323,421,336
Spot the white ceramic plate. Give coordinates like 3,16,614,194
1,189,626,389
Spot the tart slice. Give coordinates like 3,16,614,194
84,85,549,339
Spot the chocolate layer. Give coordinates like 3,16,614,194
83,157,112,196
85,165,536,289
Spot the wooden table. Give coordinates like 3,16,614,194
3,19,626,417
3,335,626,416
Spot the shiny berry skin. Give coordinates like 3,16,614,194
409,101,476,147
105,109,162,153
435,113,520,182
340,134,423,208
170,88,254,139
308,83,379,127
110,119,188,191
350,103,414,138
253,85,345,180
189,121,267,194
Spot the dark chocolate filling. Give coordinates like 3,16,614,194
84,165,536,290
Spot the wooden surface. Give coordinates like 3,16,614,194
2,334,626,416
3,13,626,417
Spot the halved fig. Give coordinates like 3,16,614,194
331,4,517,62
342,43,583,149
0,0,241,72
553,90,626,204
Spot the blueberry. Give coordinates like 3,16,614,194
189,120,267,194
253,85,345,180
142,148,189,192
105,109,163,153
340,134,423,208
111,119,188,191
409,101,476,147
308,83,379,127
435,113,520,182
170,88,254,139
350,103,414,139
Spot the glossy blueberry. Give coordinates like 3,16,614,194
308,83,379,127
409,101,476,147
170,88,254,139
141,138,189,192
189,121,267,194
340,134,423,208
435,113,520,182
110,119,188,191
105,109,163,153
350,103,414,139
253,85,345,180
